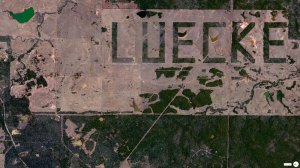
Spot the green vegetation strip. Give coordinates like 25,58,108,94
9,7,35,23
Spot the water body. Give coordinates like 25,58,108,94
9,7,34,23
